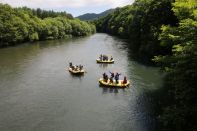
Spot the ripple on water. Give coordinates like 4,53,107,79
0,33,162,131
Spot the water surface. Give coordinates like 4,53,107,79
0,33,163,131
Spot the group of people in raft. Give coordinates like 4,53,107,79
99,54,113,61
69,54,128,85
69,62,83,71
103,71,127,84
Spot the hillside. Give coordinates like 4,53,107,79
76,9,114,20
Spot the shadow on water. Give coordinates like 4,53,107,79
120,39,164,130
126,40,156,66
127,90,158,131
145,75,173,131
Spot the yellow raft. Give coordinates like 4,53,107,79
99,78,130,88
68,68,85,75
96,59,114,64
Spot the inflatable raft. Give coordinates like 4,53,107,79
96,59,114,64
99,78,130,88
68,68,85,75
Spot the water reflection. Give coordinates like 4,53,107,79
68,72,85,82
99,85,129,94
98,63,109,68
0,33,163,131
100,86,119,94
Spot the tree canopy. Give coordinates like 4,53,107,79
94,0,178,62
153,0,197,130
0,3,96,47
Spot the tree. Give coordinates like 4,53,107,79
0,3,95,47
153,0,197,130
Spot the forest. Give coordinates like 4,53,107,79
94,0,197,130
0,3,96,47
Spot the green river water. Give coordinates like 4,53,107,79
0,33,163,131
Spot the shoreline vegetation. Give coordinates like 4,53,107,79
0,3,96,47
93,0,178,63
94,0,197,130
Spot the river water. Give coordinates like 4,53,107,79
0,33,163,131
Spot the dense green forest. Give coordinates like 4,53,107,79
0,3,96,47
95,0,197,130
94,0,178,62
154,1,197,130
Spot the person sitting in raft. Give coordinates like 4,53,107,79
69,62,75,70
103,73,108,82
103,55,108,61
72,65,75,70
105,74,109,82
102,55,105,61
110,56,113,61
99,54,103,60
122,76,127,84
115,73,121,84
79,65,83,71
69,62,73,68
106,56,108,61
103,72,106,79
75,66,79,71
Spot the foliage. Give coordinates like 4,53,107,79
0,3,96,47
94,0,178,62
21,7,73,19
153,0,197,130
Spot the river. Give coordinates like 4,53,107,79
0,33,163,131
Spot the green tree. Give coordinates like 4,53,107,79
153,0,197,130
94,0,178,62
0,3,95,47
